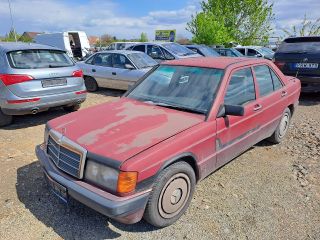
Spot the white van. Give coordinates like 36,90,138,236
35,31,90,60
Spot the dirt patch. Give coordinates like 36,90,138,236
0,90,319,240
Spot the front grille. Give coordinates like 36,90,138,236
47,135,82,178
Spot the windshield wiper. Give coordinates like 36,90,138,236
146,101,205,114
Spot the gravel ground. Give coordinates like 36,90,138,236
0,90,319,240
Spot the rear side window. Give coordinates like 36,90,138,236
132,45,146,52
224,68,256,105
253,65,275,96
7,50,74,69
93,53,112,67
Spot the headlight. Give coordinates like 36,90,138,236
85,160,119,192
85,160,138,194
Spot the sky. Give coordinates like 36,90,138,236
0,0,319,40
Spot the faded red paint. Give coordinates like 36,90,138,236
49,98,204,162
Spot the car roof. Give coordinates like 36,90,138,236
98,50,143,55
0,42,62,53
164,57,268,69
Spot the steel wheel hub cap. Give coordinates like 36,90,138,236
279,114,289,137
158,173,191,219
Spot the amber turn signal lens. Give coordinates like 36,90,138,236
117,171,138,194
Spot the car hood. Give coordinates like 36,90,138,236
48,98,204,163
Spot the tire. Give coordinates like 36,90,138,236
63,104,81,112
143,162,196,228
0,109,13,127
84,76,98,92
268,107,291,144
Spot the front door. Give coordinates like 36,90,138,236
216,67,263,169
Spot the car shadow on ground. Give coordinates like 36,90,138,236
299,92,320,106
91,88,126,98
2,109,67,130
16,162,157,239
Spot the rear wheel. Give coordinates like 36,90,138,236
268,108,291,144
0,109,13,127
143,162,196,228
63,104,81,112
84,76,98,92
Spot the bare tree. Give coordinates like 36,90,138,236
282,14,320,37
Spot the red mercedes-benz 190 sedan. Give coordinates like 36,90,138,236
36,57,301,227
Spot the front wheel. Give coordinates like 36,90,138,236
143,162,196,228
268,108,291,144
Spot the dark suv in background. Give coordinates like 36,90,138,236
273,36,320,92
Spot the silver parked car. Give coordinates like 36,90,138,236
235,46,274,60
126,42,202,62
0,42,87,127
77,50,158,91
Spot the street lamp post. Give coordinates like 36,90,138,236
7,0,17,42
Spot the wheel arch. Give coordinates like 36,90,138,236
159,153,200,182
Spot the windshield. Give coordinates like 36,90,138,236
259,47,274,55
162,43,197,56
127,52,158,69
199,46,220,57
128,65,224,114
8,50,74,69
277,41,320,53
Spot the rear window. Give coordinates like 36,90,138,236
277,39,320,53
7,50,74,69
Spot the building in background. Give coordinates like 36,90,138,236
88,36,99,46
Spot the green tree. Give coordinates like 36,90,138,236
187,0,274,46
140,32,148,42
3,28,20,42
282,14,320,38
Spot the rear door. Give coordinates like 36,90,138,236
216,67,263,168
252,64,289,138
5,49,83,98
85,52,114,88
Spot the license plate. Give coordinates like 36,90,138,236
295,63,319,69
42,78,67,88
44,172,68,203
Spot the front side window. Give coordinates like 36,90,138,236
224,68,256,105
247,48,258,56
112,54,131,69
147,45,165,60
128,65,224,114
253,65,274,96
8,50,74,69
132,45,146,53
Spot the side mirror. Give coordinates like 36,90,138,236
255,53,262,58
125,64,135,70
217,104,245,118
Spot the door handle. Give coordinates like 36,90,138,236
112,72,117,75
281,91,287,97
92,69,96,72
253,104,262,111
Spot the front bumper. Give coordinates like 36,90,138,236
35,144,150,224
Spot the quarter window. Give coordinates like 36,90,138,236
253,65,277,96
224,68,256,105
270,68,283,90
